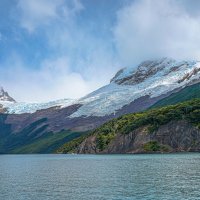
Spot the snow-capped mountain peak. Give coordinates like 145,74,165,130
0,87,16,102
70,58,200,117
1,58,200,116
110,57,197,85
0,86,75,114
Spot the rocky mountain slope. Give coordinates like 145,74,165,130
2,58,200,117
0,87,15,113
70,58,200,117
1,57,200,153
58,99,200,154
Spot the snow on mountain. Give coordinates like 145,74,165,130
1,99,75,114
70,58,200,117
2,58,200,116
0,86,75,114
0,87,15,102
0,86,76,114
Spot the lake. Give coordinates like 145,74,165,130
0,154,200,200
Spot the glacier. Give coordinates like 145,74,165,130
1,58,200,117
70,58,200,117
0,99,75,114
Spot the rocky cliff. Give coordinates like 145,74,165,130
77,120,200,154
2,58,200,154
58,99,200,154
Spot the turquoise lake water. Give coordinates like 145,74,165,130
0,154,200,200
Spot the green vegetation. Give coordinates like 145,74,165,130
0,114,12,153
11,131,86,153
2,87,200,154
143,141,170,152
84,99,200,151
0,118,48,153
151,83,200,108
25,83,200,154
0,116,87,153
143,141,160,151
56,133,89,153
96,133,115,151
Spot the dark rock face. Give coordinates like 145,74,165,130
77,120,200,154
111,58,177,85
4,103,112,137
5,104,83,134
178,67,200,83
155,120,200,152
0,104,7,113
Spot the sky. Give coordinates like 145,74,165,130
0,0,200,102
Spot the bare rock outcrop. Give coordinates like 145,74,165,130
77,120,200,154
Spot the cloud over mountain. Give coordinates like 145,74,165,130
1,0,200,102
114,0,200,65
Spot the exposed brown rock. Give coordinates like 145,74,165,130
77,120,200,154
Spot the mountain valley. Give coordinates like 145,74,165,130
1,58,200,153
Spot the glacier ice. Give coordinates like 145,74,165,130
1,58,200,117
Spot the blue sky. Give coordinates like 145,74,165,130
0,0,200,102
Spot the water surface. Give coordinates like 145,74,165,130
0,154,200,200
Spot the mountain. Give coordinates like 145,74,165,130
151,82,200,108
0,87,15,103
1,99,75,114
0,87,16,113
3,58,200,116
0,86,75,115
58,99,200,154
68,58,200,118
1,57,200,153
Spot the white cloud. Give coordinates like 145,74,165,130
17,0,83,32
114,0,200,66
0,55,103,102
8,0,119,102
9,0,200,102
17,0,62,32
0,51,118,102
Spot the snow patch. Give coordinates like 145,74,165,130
2,58,200,116
1,99,75,114
70,59,200,117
